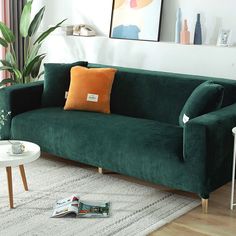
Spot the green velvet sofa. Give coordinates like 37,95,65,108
1,63,236,211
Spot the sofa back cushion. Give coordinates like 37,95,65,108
179,81,224,127
42,61,88,107
87,63,236,125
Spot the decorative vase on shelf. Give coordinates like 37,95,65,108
175,8,182,43
180,19,190,44
194,13,202,45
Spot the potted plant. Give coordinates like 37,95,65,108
0,0,66,86
0,109,11,139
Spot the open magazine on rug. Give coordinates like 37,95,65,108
51,195,110,218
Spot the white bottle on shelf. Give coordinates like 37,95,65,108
175,8,182,43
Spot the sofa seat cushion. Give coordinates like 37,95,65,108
11,107,183,181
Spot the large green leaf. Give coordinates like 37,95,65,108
0,37,8,47
30,55,45,78
25,43,41,65
6,51,16,67
0,65,13,74
38,71,44,79
0,65,12,71
0,60,12,67
28,6,45,36
0,66,22,80
34,19,67,45
0,22,15,43
0,78,15,86
23,54,45,77
20,0,33,37
12,68,22,81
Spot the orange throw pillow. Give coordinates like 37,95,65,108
64,66,117,113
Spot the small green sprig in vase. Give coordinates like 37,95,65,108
0,110,11,139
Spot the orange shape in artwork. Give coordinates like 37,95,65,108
114,0,125,9
130,0,154,9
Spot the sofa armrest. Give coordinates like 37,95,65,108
184,103,236,160
0,81,43,139
184,103,236,191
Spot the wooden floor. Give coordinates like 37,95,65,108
43,154,236,236
151,182,236,236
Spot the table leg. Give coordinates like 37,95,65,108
19,165,28,191
98,167,103,174
231,134,236,210
6,167,14,209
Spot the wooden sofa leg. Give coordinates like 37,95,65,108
201,198,208,213
98,167,103,174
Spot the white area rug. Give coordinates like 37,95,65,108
0,157,200,236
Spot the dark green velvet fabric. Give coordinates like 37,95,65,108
41,61,88,107
184,103,236,193
11,107,207,193
11,108,183,161
89,63,236,125
2,63,236,198
11,105,236,195
179,81,224,127
0,81,43,139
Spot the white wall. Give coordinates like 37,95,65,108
33,0,236,79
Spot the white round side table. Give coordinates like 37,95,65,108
0,140,40,208
231,128,236,210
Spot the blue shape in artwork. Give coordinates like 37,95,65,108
112,25,140,40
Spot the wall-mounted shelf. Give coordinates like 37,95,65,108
58,34,236,49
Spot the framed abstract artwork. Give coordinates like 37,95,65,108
109,0,163,41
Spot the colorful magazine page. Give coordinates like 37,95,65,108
78,200,110,218
51,195,110,218
51,195,79,218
